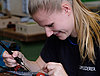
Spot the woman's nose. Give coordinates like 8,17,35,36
45,27,53,37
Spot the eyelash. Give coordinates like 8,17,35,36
47,23,54,27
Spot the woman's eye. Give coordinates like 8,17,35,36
47,23,54,27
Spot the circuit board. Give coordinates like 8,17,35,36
0,66,48,76
0,71,49,76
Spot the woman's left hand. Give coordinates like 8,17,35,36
43,62,68,76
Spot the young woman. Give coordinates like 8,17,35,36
3,0,100,76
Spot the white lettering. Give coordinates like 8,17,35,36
79,66,96,71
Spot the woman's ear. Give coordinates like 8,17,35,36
61,2,72,16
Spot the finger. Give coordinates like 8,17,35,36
4,59,19,67
43,62,55,73
5,63,18,67
3,51,12,58
12,51,19,58
48,69,55,76
5,58,17,63
46,62,57,70
43,66,49,73
44,62,63,73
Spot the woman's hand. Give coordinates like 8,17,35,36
2,51,23,67
43,62,68,76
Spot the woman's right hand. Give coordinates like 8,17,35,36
2,51,23,67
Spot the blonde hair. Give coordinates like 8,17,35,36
28,0,100,63
72,0,100,64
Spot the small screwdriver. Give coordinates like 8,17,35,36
0,41,30,71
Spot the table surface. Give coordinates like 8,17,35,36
0,28,46,42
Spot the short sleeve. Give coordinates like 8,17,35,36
0,45,5,66
40,35,60,63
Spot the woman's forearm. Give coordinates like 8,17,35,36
22,57,41,72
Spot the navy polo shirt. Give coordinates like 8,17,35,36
41,35,100,76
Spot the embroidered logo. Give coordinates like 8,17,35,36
79,66,96,71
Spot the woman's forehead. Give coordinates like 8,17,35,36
33,11,49,21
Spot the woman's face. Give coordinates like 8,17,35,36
32,7,76,40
